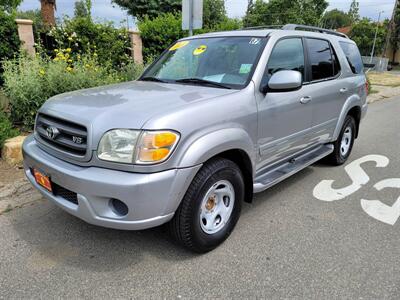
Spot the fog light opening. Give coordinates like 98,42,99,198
110,198,129,216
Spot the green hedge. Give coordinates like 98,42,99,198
139,13,185,63
138,13,242,62
0,11,21,85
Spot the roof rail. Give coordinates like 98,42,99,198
282,24,348,38
241,25,283,30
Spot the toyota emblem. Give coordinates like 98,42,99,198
46,126,60,140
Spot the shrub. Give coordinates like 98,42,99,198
138,13,185,62
208,18,242,32
0,10,21,85
3,49,142,128
0,111,19,148
46,16,132,68
139,13,243,62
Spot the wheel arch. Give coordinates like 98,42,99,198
347,106,362,138
177,128,256,203
333,95,362,141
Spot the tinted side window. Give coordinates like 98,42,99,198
267,38,305,79
306,38,336,81
339,41,363,74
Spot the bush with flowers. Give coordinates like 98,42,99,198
45,16,132,69
2,46,143,128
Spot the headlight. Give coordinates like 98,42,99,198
98,129,140,163
97,129,179,164
135,131,180,164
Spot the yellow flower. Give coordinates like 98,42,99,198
85,64,91,68
66,48,72,53
66,66,73,72
68,59,73,63
39,69,45,76
93,53,98,57
54,49,59,53
68,37,73,41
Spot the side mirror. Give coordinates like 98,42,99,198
261,70,303,93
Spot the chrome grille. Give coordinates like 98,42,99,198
35,113,87,156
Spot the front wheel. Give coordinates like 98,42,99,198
326,115,356,165
168,158,244,253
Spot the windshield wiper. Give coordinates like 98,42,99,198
140,76,168,83
175,78,232,89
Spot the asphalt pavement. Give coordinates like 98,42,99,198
1,96,399,299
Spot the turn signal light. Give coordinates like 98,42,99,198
136,131,180,164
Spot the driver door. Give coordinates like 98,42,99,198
257,37,314,167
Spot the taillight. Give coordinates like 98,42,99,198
365,80,369,95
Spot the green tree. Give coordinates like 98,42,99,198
390,5,400,62
244,0,328,27
74,0,89,18
112,0,181,20
203,0,227,29
0,0,22,12
348,0,360,23
350,18,387,56
321,9,352,29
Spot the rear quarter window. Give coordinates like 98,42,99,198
339,42,364,74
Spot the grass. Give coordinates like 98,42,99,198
367,72,400,87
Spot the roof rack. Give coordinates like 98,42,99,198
282,24,348,39
241,25,283,30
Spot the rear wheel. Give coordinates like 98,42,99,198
326,115,356,165
168,158,244,253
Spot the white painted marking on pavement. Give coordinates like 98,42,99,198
313,155,389,202
361,178,400,225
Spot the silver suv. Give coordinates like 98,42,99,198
23,25,368,252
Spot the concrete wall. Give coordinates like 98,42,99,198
15,19,35,56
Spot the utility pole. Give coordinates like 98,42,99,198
371,11,384,63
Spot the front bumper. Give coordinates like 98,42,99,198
22,135,201,230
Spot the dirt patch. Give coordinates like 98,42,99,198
0,160,24,186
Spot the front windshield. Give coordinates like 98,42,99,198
142,37,267,89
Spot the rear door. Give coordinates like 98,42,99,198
304,38,345,142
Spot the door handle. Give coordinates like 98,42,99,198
300,96,312,104
340,88,348,94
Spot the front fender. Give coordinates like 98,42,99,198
332,95,362,141
177,127,256,171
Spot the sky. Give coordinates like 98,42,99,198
19,0,397,29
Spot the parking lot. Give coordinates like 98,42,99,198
1,96,399,298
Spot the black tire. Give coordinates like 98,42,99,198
326,115,356,165
168,157,244,253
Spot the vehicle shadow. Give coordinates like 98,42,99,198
8,164,316,273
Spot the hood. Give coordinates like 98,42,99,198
39,80,236,149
